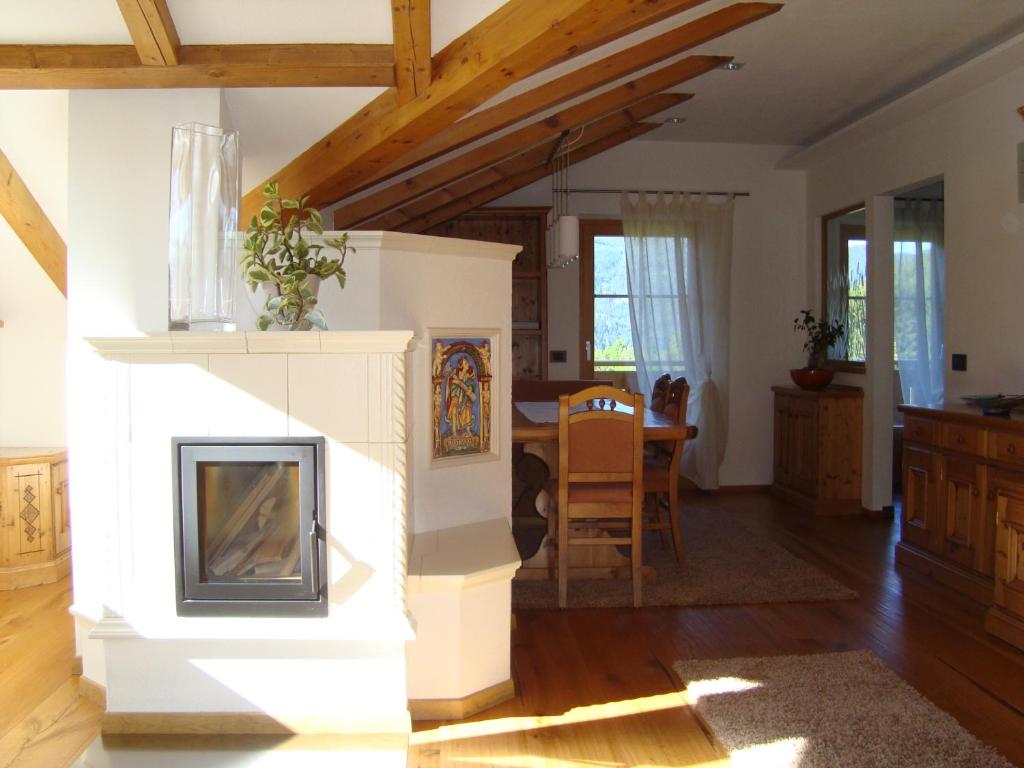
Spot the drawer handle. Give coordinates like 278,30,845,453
1009,444,1017,455
957,435,965,445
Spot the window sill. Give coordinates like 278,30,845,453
828,361,866,374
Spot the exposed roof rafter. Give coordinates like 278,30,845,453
359,2,781,197
403,123,663,233
0,147,66,296
115,0,180,66
391,0,431,103
334,59,699,229
0,44,396,88
241,0,718,221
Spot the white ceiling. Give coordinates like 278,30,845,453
2,0,1024,153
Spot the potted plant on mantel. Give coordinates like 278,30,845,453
791,308,844,390
241,181,352,331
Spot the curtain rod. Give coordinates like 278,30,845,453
552,187,750,197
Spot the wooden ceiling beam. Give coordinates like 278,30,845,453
401,123,662,234
0,44,395,88
335,59,700,229
359,103,666,231
363,2,781,193
391,0,431,103
0,148,66,296
242,0,717,221
116,0,180,66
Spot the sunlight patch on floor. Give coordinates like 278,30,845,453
680,676,762,704
411,691,688,745
729,737,807,768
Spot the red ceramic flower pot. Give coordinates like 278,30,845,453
790,368,834,390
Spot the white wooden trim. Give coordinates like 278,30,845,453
87,331,416,356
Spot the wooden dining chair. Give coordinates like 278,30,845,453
555,385,645,607
644,376,690,563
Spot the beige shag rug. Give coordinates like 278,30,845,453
674,650,1013,768
512,506,857,608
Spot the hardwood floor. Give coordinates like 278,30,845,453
0,578,101,768
409,493,1024,767
4,492,1024,766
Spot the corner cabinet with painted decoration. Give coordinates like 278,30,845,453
424,207,549,379
897,404,1024,653
0,449,70,589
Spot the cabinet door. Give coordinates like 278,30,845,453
4,463,53,566
942,458,990,574
51,460,71,556
992,470,1024,621
774,397,818,495
902,446,942,553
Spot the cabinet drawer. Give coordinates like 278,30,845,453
941,422,984,456
989,431,1024,468
904,416,937,445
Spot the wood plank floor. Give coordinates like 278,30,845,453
4,492,1024,767
0,578,101,768
409,493,1024,767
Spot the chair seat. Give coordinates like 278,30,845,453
546,478,634,504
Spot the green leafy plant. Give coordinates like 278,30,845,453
241,181,352,331
793,308,844,369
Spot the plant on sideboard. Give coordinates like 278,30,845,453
793,308,844,369
241,181,352,331
791,308,844,389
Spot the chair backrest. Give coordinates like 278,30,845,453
512,378,614,402
559,385,644,484
660,377,690,471
649,373,672,413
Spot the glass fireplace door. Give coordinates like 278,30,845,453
174,439,326,616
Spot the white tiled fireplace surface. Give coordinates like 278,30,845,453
85,332,417,735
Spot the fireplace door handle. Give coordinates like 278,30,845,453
310,519,320,588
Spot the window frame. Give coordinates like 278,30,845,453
821,203,867,374
579,219,637,378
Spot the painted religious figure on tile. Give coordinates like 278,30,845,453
431,334,494,462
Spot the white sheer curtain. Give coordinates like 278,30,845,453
894,199,944,407
620,192,734,489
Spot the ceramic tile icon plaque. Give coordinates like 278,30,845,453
430,331,497,464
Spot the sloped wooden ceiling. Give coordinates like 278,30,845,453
252,0,783,231
1,0,783,265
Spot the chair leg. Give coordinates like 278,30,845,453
558,505,569,608
653,492,670,550
632,500,642,608
546,496,558,580
669,479,684,564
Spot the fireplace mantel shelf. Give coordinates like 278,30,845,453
87,330,416,356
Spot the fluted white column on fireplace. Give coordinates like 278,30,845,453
86,331,415,735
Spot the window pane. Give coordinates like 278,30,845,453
593,297,634,362
594,236,628,295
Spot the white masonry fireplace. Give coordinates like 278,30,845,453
85,331,417,736
70,231,522,753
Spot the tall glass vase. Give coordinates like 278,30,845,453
168,123,240,331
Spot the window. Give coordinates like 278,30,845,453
822,205,867,370
580,220,635,377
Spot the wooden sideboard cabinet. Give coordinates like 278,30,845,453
898,404,1024,652
0,448,70,590
771,385,863,515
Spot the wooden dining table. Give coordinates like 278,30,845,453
512,400,698,443
511,399,697,578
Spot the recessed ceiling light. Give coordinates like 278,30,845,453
664,117,687,124
720,61,745,71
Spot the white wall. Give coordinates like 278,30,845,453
802,60,1024,509
66,90,224,660
496,140,807,486
0,91,68,448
